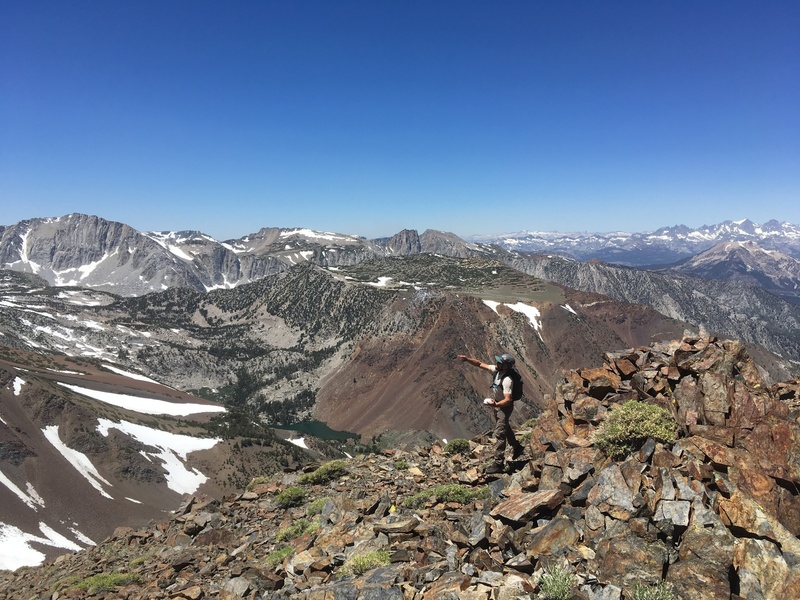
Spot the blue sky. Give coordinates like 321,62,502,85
2,1,798,241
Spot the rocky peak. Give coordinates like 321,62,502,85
3,334,799,599
385,229,422,255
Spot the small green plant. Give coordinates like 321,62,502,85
522,417,538,427
70,573,142,593
394,460,409,470
630,581,676,600
246,476,269,491
402,484,491,508
274,486,306,508
339,550,391,577
538,564,576,600
443,438,471,455
593,400,678,458
265,546,294,567
298,460,349,485
275,517,319,542
306,496,331,516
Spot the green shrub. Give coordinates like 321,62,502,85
246,476,269,491
306,497,331,516
276,517,319,542
394,460,409,470
402,484,491,509
593,400,678,458
339,550,391,577
630,581,676,600
538,564,576,600
274,486,306,508
265,546,293,567
298,460,349,485
443,438,471,455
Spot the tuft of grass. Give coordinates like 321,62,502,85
394,460,409,470
538,564,576,600
593,400,678,458
402,484,491,509
443,438,471,455
306,497,331,516
339,550,391,577
297,460,349,485
67,573,142,593
630,581,677,600
274,486,306,508
265,546,294,567
246,476,269,491
275,517,319,542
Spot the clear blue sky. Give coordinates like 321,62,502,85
2,1,798,240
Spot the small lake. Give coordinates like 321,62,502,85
278,420,357,441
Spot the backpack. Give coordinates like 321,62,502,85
494,368,524,401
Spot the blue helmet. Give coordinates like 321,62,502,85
495,353,515,367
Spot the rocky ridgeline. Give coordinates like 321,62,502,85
3,335,800,600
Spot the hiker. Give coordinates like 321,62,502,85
457,352,524,474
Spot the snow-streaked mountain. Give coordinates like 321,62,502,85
0,352,233,569
666,241,800,304
0,215,496,295
469,218,800,266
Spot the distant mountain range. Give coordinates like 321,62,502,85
469,218,800,266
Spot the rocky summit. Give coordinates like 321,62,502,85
2,334,800,600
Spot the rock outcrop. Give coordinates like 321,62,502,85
2,334,800,599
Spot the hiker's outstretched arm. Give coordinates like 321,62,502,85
457,355,491,370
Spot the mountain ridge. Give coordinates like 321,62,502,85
469,218,800,266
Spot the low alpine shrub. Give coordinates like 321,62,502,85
275,517,319,541
265,546,293,567
402,484,490,508
443,438,471,455
339,550,391,577
593,400,678,458
306,497,331,516
298,460,349,485
274,486,306,508
630,581,676,600
538,564,576,600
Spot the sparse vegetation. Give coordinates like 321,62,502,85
394,460,409,470
306,497,331,516
593,400,678,458
275,517,319,541
402,483,490,508
274,486,306,508
443,438,471,455
61,572,142,593
538,564,576,600
630,581,677,600
265,546,294,567
246,476,269,491
298,460,349,485
338,550,391,577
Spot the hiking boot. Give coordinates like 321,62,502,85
485,462,504,475
511,444,525,460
